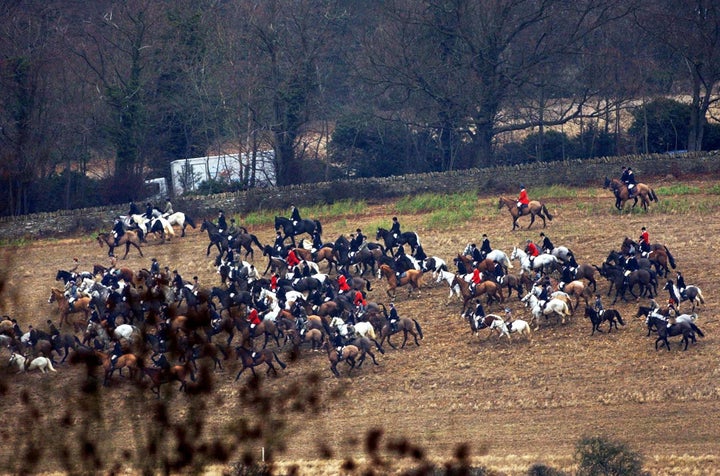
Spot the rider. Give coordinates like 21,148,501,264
112,217,125,248
621,166,637,197
144,202,155,220
493,261,505,283
390,216,401,240
274,230,286,255
353,290,367,318
128,199,141,216
64,280,79,310
217,210,228,235
290,204,301,226
286,248,300,271
639,226,650,255
526,239,540,269
517,184,529,210
594,294,604,317
470,267,482,295
311,228,323,253
388,302,399,333
560,263,574,285
332,329,346,357
470,243,483,263
539,232,555,254
473,299,486,320
227,218,238,240
623,252,639,286
246,307,261,337
676,271,687,300
150,257,160,277
349,230,364,253
337,273,351,294
162,197,173,217
480,234,492,260
172,269,184,295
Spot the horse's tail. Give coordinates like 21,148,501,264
137,228,145,242
273,351,288,369
185,215,196,229
615,311,625,326
650,188,659,202
663,246,677,269
413,319,424,339
372,338,385,354
542,204,553,221
46,358,57,372
365,280,372,292
252,234,264,250
696,288,705,305
367,327,376,340
690,323,705,338
314,220,323,236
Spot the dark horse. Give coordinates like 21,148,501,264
645,313,704,351
274,216,322,247
375,228,421,255
234,345,287,381
603,177,658,212
200,220,228,256
583,307,625,335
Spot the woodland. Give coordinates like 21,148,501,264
2,0,720,215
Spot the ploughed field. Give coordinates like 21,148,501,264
1,177,720,475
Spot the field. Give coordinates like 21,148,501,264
1,176,720,475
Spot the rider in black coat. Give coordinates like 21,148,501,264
479,234,492,259
217,210,228,234
539,232,555,254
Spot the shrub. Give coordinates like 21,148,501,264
575,435,646,476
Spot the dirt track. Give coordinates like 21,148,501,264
1,178,720,475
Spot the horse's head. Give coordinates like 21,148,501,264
603,177,611,189
200,220,209,231
375,228,385,240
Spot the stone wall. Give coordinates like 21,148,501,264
1,151,718,241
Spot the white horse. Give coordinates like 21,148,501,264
550,246,574,263
521,292,571,329
163,211,197,237
329,316,353,337
489,318,533,342
510,247,558,275
114,324,140,342
420,256,448,278
259,287,304,310
353,321,376,339
8,353,57,374
131,214,175,240
462,244,513,270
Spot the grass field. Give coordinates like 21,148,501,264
1,175,719,474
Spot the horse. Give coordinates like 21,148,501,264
8,353,57,374
603,177,658,211
274,216,322,247
550,246,574,264
645,313,703,351
95,351,139,386
48,287,91,331
375,228,421,255
571,263,598,292
377,264,423,300
96,231,143,259
200,220,228,256
230,231,265,261
510,247,558,275
664,280,704,312
234,345,287,381
497,196,553,230
488,318,532,342
321,341,366,377
378,316,424,349
452,274,504,312
558,280,592,312
142,363,196,396
583,307,625,335
164,211,196,237
521,292,571,329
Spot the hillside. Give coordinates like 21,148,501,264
0,177,719,475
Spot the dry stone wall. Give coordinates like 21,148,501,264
1,151,718,241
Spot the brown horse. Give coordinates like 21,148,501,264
95,351,139,386
234,345,287,381
452,275,504,313
377,264,423,300
142,363,196,396
558,280,592,313
497,196,553,230
48,287,91,331
378,317,423,349
96,231,143,259
321,341,366,377
603,177,658,211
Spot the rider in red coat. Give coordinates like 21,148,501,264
517,184,529,209
526,240,540,257
286,249,300,268
247,307,261,335
639,226,650,254
338,274,351,293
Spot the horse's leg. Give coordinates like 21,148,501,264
527,213,536,229
400,330,409,348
